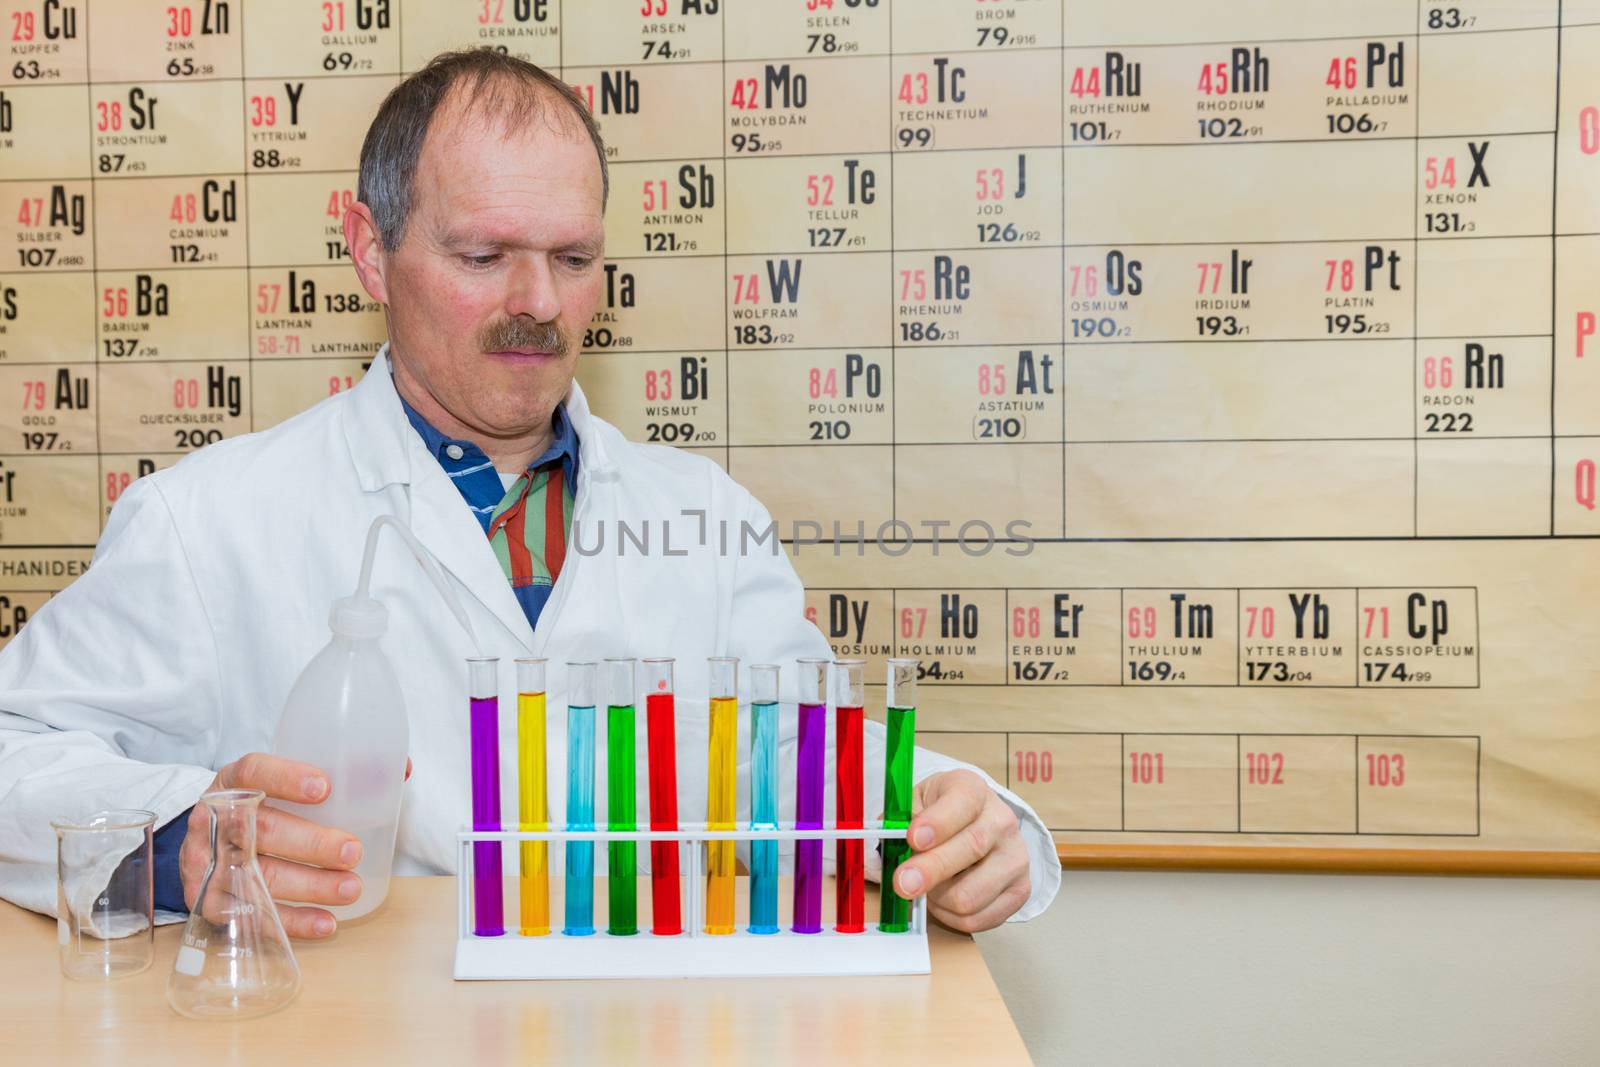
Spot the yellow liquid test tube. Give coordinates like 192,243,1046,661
705,657,739,934
516,658,549,937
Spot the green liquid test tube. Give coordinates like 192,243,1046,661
605,658,638,936
879,658,918,933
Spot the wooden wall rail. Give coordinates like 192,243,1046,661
1056,845,1600,877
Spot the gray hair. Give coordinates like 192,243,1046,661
357,48,610,250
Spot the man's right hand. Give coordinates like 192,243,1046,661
179,753,363,940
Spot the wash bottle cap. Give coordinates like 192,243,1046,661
330,594,389,639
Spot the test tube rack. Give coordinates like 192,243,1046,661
453,825,930,980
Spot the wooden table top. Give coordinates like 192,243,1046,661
4,875,1031,1066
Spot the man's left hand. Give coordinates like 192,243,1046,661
891,769,1031,933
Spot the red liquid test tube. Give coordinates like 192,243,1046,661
644,658,681,935
834,659,866,933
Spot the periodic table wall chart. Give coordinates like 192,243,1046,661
2,0,1598,870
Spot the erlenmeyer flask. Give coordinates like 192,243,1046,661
167,789,301,1019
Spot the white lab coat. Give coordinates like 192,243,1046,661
0,350,1060,923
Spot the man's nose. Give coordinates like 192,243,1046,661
506,257,561,322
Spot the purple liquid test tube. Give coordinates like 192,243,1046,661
793,657,829,934
468,656,504,937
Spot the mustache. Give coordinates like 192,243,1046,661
479,317,569,357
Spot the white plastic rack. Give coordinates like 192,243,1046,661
454,824,930,980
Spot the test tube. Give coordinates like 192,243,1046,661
880,658,919,933
705,657,738,935
564,661,597,937
748,664,781,935
793,657,829,934
643,658,681,935
834,659,866,934
516,658,549,937
605,657,638,936
467,656,503,937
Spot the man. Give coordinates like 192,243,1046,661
0,51,1059,939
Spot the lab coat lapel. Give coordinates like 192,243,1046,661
406,455,536,651
340,347,535,651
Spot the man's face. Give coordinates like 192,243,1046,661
368,92,606,443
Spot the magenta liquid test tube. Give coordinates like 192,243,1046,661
468,656,503,937
793,657,829,934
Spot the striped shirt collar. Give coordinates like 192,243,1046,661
397,391,581,529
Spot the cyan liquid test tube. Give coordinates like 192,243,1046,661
880,658,919,933
467,656,503,937
748,663,781,934
564,661,597,936
793,657,829,934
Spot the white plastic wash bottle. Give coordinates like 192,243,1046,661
271,516,479,920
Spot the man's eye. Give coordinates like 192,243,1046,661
462,254,500,267
561,255,592,269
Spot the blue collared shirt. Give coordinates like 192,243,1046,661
400,393,581,633
399,396,580,539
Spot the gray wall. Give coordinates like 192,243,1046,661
977,870,1600,1066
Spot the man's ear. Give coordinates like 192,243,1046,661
344,201,389,305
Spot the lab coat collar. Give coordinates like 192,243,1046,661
340,344,619,650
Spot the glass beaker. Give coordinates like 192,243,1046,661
167,789,301,1020
52,808,155,980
